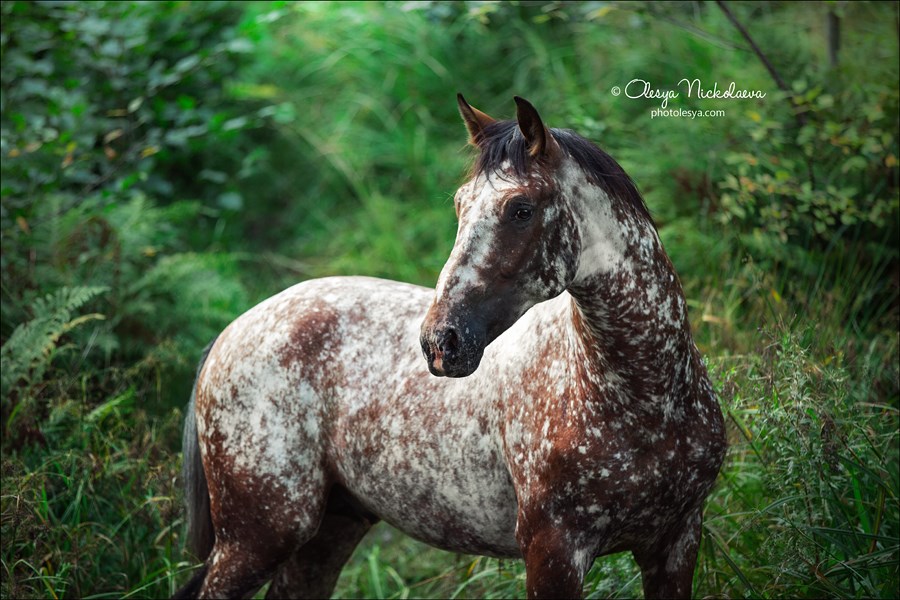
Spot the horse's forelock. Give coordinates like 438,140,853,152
471,120,653,224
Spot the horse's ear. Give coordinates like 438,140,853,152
514,96,558,159
457,93,496,147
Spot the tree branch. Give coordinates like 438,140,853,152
715,0,807,127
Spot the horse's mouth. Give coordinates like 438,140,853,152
420,334,483,378
429,357,479,378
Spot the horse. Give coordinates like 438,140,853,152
173,95,726,599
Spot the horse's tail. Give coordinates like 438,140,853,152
182,338,217,563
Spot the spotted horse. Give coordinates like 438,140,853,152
173,95,726,599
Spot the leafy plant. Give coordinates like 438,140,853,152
703,321,899,598
1,285,107,430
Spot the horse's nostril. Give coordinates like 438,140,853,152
438,328,459,356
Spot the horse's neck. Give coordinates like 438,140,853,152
566,199,699,411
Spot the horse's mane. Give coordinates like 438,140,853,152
472,120,652,224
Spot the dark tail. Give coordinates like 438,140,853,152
180,339,217,577
171,565,208,600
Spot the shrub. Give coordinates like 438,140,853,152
702,322,899,598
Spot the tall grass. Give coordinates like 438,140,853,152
1,404,186,599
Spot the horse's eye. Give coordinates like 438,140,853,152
514,207,534,222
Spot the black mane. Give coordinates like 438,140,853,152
473,120,652,223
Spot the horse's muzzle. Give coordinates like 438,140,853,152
419,321,484,378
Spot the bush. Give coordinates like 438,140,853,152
1,1,256,435
1,3,255,593
702,322,899,598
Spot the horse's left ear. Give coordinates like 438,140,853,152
458,93,496,147
514,96,559,159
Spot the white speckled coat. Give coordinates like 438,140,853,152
174,96,726,600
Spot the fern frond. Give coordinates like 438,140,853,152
1,286,108,402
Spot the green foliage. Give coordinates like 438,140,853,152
0,0,255,423
1,286,107,405
702,322,899,598
1,2,256,590
718,79,899,296
1,404,185,599
0,0,255,215
333,533,529,599
1,1,898,598
1,191,250,448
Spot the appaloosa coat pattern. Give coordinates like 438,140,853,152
174,95,726,600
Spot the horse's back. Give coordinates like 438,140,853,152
202,275,432,386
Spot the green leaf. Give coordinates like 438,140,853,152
217,191,243,210
173,54,201,74
85,388,135,423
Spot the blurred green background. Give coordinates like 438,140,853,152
1,1,897,598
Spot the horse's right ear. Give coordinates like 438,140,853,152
457,93,496,147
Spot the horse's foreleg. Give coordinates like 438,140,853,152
518,515,594,599
632,508,703,599
265,511,373,599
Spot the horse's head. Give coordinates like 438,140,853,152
420,95,582,377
